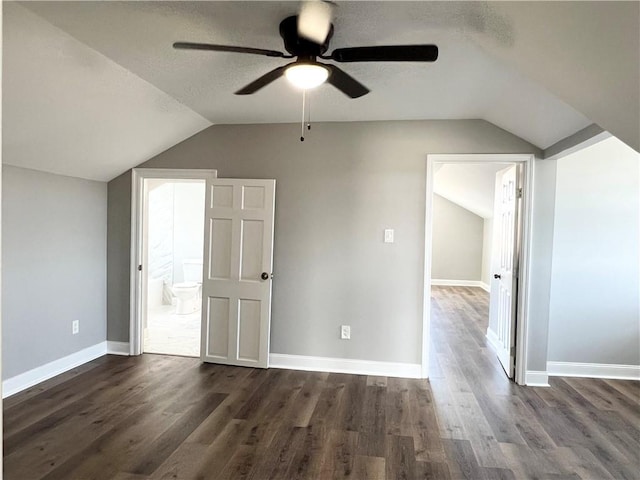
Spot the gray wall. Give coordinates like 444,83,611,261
2,166,107,379
481,218,494,286
548,137,639,366
107,170,131,343
1,3,4,444
108,120,541,365
431,194,483,281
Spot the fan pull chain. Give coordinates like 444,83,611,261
307,91,312,131
300,89,306,142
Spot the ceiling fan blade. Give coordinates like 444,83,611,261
327,45,438,62
298,0,334,44
324,64,369,98
235,66,288,95
173,42,287,58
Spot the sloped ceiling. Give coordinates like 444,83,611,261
469,1,640,152
434,163,505,219
3,2,638,182
20,1,592,149
2,3,211,181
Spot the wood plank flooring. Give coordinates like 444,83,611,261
4,286,639,479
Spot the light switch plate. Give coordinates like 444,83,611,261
384,229,394,243
341,325,351,340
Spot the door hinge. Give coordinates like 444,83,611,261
510,346,516,357
516,187,523,199
138,264,143,272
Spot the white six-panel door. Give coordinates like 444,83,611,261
490,165,520,378
200,179,275,368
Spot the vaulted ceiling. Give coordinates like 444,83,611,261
3,1,638,181
434,163,506,219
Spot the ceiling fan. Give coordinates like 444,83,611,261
173,1,438,99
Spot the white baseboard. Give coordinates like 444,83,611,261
547,361,640,381
432,279,488,292
3,342,108,398
479,282,490,293
269,353,422,379
485,328,500,353
107,341,130,356
525,370,550,387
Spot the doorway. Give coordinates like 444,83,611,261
130,169,277,369
129,169,218,357
422,154,534,385
142,178,206,357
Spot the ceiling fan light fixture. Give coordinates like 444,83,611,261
285,63,329,90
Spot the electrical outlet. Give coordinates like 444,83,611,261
72,320,79,335
341,325,351,340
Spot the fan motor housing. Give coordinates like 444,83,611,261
279,16,333,58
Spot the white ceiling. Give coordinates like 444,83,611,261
434,163,506,219
4,1,637,182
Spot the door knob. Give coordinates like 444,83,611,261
494,274,501,279
261,272,271,280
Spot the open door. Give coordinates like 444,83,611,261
489,165,520,378
200,179,276,368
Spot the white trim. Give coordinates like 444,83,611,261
428,154,534,164
486,328,500,353
431,279,489,290
107,341,130,356
129,170,139,356
2,342,107,398
423,154,534,384
130,168,217,356
421,161,435,379
269,353,422,379
547,361,640,381
515,158,534,386
525,370,550,387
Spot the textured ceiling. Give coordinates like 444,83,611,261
3,3,211,181
4,1,637,182
19,2,593,147
467,1,639,152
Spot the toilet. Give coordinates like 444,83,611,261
172,259,203,315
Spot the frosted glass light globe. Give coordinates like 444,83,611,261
285,64,329,90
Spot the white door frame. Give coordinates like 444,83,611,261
422,154,534,385
129,168,217,356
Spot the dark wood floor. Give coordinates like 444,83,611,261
4,286,639,479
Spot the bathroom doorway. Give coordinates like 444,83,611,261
142,178,206,357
